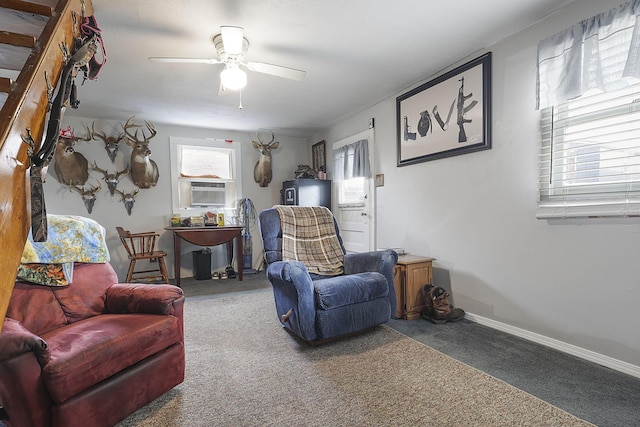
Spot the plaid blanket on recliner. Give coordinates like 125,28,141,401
275,205,344,276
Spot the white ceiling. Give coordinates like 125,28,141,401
66,0,574,138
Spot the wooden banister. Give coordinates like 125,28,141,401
0,77,11,93
0,0,93,328
0,0,53,16
0,30,37,48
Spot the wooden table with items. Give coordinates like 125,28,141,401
165,226,244,287
393,254,434,320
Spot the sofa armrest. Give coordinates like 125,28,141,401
344,249,399,319
0,318,47,363
344,249,398,276
266,260,317,340
105,284,185,316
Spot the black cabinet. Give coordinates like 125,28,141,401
281,179,331,210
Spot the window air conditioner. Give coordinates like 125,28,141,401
190,181,226,207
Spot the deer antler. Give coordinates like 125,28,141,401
122,116,157,145
122,116,139,146
90,182,102,195
91,121,106,141
78,125,92,142
92,122,125,163
142,121,157,142
91,122,124,142
92,161,108,176
69,184,84,195
69,183,101,196
257,128,275,145
115,188,139,201
116,168,128,178
70,182,101,214
58,126,92,143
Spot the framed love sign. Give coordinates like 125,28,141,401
396,52,492,166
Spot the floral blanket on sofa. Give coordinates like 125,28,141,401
18,215,110,286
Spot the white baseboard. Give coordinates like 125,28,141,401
464,312,640,380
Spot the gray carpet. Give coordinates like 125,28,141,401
117,280,594,426
389,317,640,427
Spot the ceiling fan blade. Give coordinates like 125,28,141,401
246,61,306,81
148,57,222,65
220,26,245,55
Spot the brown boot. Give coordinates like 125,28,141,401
427,286,465,324
421,284,435,321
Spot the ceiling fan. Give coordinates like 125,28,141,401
148,26,306,94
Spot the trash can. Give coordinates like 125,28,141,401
192,249,211,280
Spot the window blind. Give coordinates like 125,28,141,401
538,83,640,215
180,146,232,179
536,0,640,110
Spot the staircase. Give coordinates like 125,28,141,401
0,0,93,324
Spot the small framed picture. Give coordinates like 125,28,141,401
312,140,326,172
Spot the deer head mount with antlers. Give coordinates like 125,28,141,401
122,116,159,189
69,182,102,214
115,188,140,216
252,128,279,188
92,161,128,196
53,126,92,186
91,122,125,163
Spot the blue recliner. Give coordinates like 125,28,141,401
258,207,398,343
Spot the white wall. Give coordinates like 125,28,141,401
313,0,640,372
44,117,307,280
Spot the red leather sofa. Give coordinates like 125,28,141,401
0,262,185,427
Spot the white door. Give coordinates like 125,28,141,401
332,130,375,253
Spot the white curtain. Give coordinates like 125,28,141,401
333,138,371,181
536,0,640,109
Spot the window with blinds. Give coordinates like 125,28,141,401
169,140,239,213
538,82,640,218
180,146,232,179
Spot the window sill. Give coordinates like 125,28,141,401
536,201,640,219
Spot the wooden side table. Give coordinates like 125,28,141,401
394,255,434,320
165,226,244,287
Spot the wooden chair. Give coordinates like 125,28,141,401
116,227,169,283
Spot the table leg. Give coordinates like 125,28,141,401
237,233,243,281
225,240,233,266
174,234,182,287
224,236,243,281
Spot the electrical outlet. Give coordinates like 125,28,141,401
368,118,375,129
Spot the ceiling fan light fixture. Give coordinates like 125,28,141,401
220,26,245,55
220,65,247,90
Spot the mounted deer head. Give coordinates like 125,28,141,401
92,161,128,196
91,122,125,163
122,116,159,189
69,182,102,214
53,126,92,186
115,188,140,216
252,128,279,188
